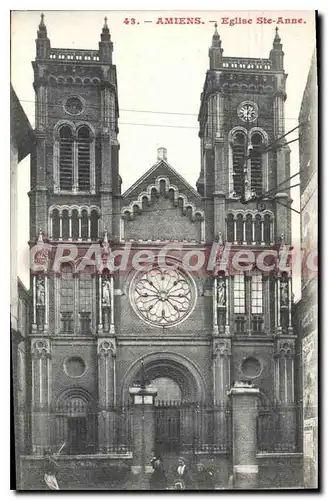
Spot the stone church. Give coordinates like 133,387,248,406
23,15,302,489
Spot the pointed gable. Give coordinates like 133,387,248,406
120,149,205,243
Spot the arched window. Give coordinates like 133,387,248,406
232,133,246,196
62,209,70,240
55,123,95,194
255,214,262,245
227,213,234,242
52,209,60,240
59,126,73,191
60,264,74,333
250,133,263,195
236,214,244,243
72,209,79,241
49,205,101,242
81,209,89,241
264,214,271,244
90,210,98,240
246,214,253,244
77,127,91,191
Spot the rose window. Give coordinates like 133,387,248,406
131,267,196,327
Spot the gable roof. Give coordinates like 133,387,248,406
122,158,201,201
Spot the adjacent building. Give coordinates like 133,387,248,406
10,85,33,485
296,52,318,489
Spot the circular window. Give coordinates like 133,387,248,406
64,356,87,378
130,266,197,328
240,357,262,379
64,96,84,115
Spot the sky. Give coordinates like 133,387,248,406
11,10,316,297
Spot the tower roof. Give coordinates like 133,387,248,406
272,26,283,50
37,12,48,38
211,22,222,48
100,16,111,42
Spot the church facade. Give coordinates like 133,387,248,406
23,15,302,488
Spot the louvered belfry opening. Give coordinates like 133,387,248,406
59,125,73,191
77,126,91,191
250,133,263,195
232,132,246,196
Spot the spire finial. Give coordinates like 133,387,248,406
39,12,46,29
273,26,281,45
37,11,48,38
211,21,221,48
100,15,111,42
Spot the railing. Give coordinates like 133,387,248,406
235,315,246,334
222,57,272,71
49,49,100,62
30,404,132,456
154,401,231,457
234,315,265,335
252,315,264,333
257,405,300,453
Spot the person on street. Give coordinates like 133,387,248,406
174,457,194,490
43,448,60,490
149,457,167,490
194,462,215,490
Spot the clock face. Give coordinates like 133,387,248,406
64,96,84,115
237,101,258,122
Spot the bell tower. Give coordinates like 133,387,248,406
29,14,120,455
198,26,295,437
197,25,291,245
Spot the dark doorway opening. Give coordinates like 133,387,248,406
155,404,181,455
67,416,87,455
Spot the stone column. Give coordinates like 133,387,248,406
212,339,231,451
97,273,103,334
44,274,48,333
245,275,252,335
110,275,115,334
276,275,282,334
129,386,157,489
214,137,226,241
274,339,297,451
228,381,260,489
213,276,218,334
97,339,116,453
31,338,51,455
32,275,37,332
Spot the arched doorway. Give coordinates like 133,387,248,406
122,351,207,404
150,377,182,455
122,352,208,457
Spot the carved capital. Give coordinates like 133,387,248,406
97,339,115,357
31,338,50,358
274,339,295,358
213,339,231,358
